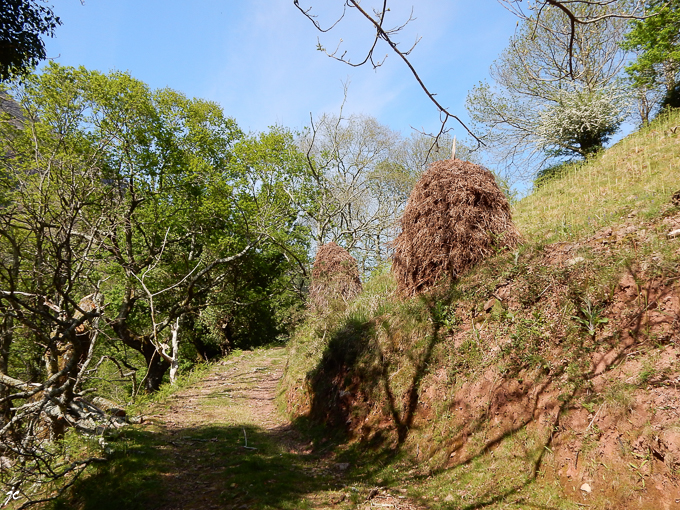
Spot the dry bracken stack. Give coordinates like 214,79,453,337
309,242,362,313
672,189,680,207
392,159,522,296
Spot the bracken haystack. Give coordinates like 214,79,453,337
392,159,522,296
309,242,362,313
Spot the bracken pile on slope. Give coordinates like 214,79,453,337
392,159,522,295
309,242,362,313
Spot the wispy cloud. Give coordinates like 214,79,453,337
44,0,518,135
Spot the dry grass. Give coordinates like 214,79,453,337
309,242,362,314
392,159,522,296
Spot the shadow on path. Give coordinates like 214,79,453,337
47,348,352,510
49,422,346,510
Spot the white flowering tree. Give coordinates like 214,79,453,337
466,3,630,178
536,86,629,157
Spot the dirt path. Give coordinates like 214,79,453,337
130,348,421,510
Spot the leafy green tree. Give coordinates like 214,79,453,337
0,63,315,503
2,64,313,395
0,0,61,81
175,128,313,359
622,0,680,118
0,67,116,498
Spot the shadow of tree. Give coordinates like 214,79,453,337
588,263,676,378
46,423,345,510
294,283,581,509
300,291,451,448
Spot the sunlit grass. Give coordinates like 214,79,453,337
514,108,680,242
43,109,680,510
280,109,680,510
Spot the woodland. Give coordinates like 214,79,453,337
0,0,679,508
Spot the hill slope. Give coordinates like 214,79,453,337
282,110,680,509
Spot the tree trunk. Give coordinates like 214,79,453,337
112,293,171,393
111,321,169,393
143,350,170,393
0,310,13,428
169,318,179,384
190,335,222,361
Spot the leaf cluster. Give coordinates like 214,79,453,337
0,0,61,81
622,0,680,110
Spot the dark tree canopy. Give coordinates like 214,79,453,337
0,0,61,81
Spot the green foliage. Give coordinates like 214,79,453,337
432,301,462,332
622,0,680,113
0,64,317,501
0,58,320,497
0,0,61,81
501,311,550,374
4,64,313,382
571,298,608,338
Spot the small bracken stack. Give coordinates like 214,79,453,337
309,242,362,313
392,159,522,296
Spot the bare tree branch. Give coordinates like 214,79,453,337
294,0,484,146
499,0,650,79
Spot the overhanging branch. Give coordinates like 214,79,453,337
294,0,485,147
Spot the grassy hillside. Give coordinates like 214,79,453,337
516,109,679,241
281,109,680,510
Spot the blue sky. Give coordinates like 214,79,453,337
43,1,519,138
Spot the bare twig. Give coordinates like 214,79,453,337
242,427,257,450
294,1,484,147
499,0,650,79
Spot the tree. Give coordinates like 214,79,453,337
1,62,312,395
30,66,256,392
296,104,453,273
0,0,61,81
535,87,628,157
0,64,314,504
466,3,629,177
499,1,646,77
187,127,312,358
0,70,115,502
88,83,309,391
622,0,680,119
